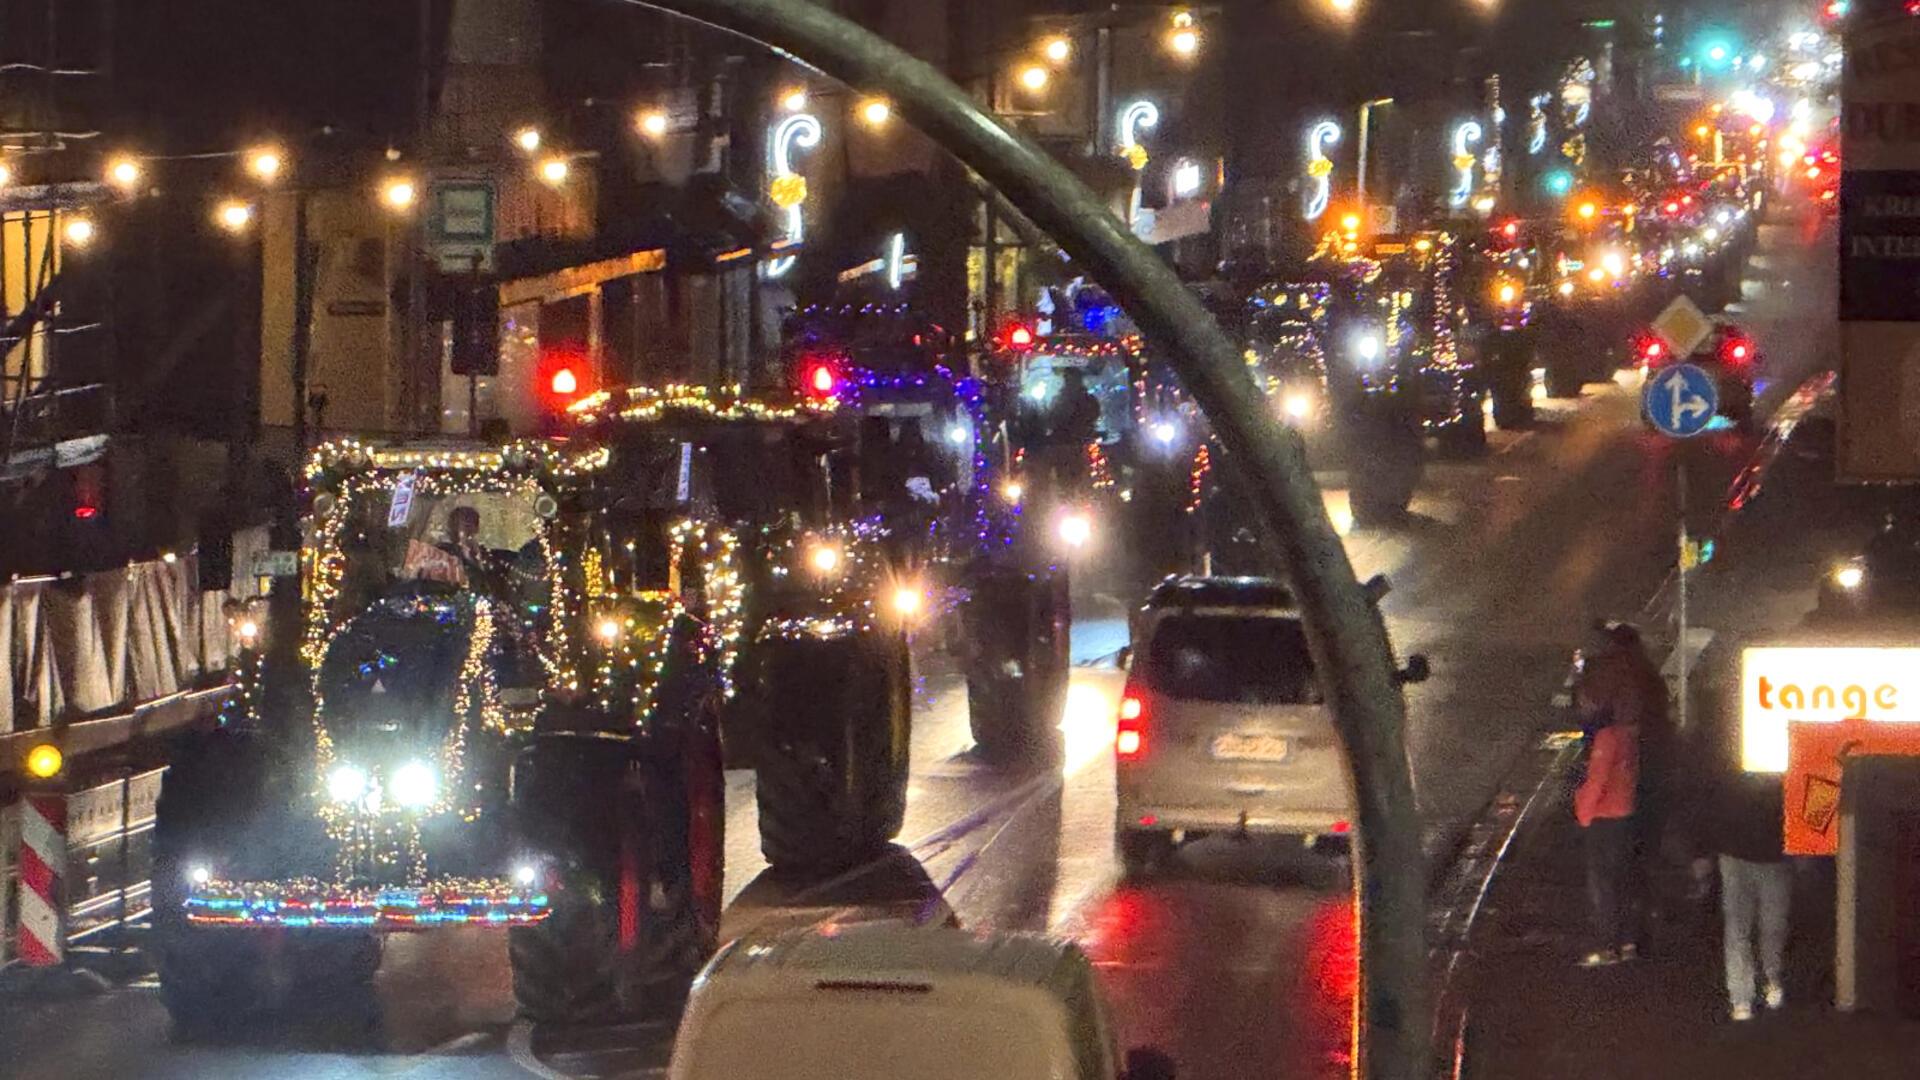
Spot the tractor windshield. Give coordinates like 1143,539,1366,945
328,486,552,628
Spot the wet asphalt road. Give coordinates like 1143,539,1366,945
0,201,1835,1080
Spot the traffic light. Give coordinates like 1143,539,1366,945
71,463,105,522
804,360,840,398
538,348,589,416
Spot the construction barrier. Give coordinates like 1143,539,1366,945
4,768,164,970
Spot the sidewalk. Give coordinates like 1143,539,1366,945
1462,770,1920,1080
1460,375,1920,1077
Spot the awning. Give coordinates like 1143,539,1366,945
495,248,666,307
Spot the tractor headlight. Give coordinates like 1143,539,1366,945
807,541,843,576
1057,510,1093,550
327,764,370,805
1834,563,1865,591
390,760,439,810
891,585,925,619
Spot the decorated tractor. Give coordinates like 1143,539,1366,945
782,309,1077,766
152,439,731,1031
1309,230,1487,524
565,384,924,865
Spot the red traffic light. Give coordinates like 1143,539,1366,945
1007,325,1035,349
549,367,579,396
1643,339,1665,361
1722,337,1753,364
804,361,840,398
1664,201,1680,214
1500,221,1519,239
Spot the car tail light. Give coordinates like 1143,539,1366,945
1642,339,1665,363
1116,695,1145,758
1723,338,1753,364
1331,819,1352,834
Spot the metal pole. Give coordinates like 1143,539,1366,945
1358,103,1372,210
624,3,1427,1075
1676,456,1689,734
410,0,435,433
290,191,313,455
1093,24,1113,157
983,73,1000,331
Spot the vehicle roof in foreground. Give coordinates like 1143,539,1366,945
1145,575,1298,615
702,924,1086,991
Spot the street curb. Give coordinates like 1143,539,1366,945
1428,731,1583,1080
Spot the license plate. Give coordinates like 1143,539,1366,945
1210,733,1290,762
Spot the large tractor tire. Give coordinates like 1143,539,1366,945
752,633,911,874
1345,414,1424,528
964,570,1069,767
1434,391,1490,460
1544,358,1584,399
508,720,724,1025
1487,336,1536,431
150,735,279,1039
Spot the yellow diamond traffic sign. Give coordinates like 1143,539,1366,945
1650,295,1713,357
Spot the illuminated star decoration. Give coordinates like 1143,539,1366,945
765,112,823,279
1450,120,1483,209
1303,119,1341,222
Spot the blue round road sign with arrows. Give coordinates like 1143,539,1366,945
1643,363,1719,438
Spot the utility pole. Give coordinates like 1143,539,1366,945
408,0,435,434
1357,98,1392,222
291,191,313,456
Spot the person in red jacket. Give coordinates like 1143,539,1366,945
1575,704,1643,967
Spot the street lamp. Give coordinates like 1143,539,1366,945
781,88,810,112
0,161,11,189
1326,0,1358,17
380,177,418,212
1042,35,1072,65
1167,11,1199,57
637,109,670,139
860,97,893,127
62,216,96,247
512,126,542,153
1018,64,1050,93
215,200,254,233
106,156,142,192
246,147,284,183
538,155,570,186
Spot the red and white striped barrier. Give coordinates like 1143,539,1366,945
15,795,66,966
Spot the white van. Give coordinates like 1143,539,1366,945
667,924,1176,1080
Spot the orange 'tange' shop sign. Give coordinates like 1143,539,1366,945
1740,647,1920,773
1782,720,1920,856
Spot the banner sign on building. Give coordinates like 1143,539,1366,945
1840,16,1920,480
